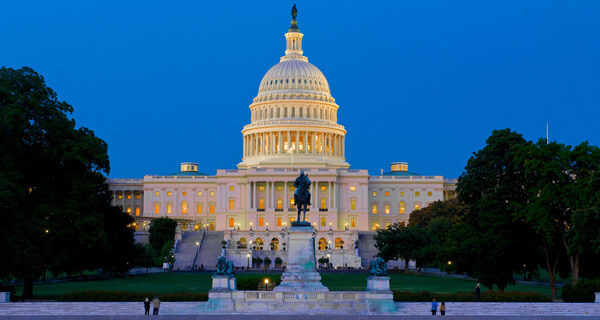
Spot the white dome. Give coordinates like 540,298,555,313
257,59,331,97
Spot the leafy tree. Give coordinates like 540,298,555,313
149,217,177,253
455,129,540,292
155,240,175,267
131,243,155,271
0,67,134,298
375,223,429,272
263,257,272,270
274,256,283,267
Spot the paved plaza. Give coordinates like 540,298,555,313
0,302,599,318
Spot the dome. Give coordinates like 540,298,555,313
257,60,331,97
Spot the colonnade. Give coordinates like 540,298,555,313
243,131,345,158
247,180,337,212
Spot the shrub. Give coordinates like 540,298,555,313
237,276,281,290
562,279,600,302
58,290,208,302
392,290,550,302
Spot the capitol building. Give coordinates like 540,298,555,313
108,11,457,269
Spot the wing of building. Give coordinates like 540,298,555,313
108,11,457,270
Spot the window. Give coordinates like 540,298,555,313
209,191,215,197
229,185,235,191
385,222,391,229
181,201,188,214
289,217,296,223
197,203,203,214
258,217,265,227
117,192,123,199
385,205,390,214
350,199,357,210
229,199,235,210
400,201,406,214
427,191,433,197
259,186,265,191
229,218,235,228
277,185,282,191
385,191,390,197
135,206,140,216
209,221,215,231
319,238,327,251
415,191,420,197
209,204,215,214
372,191,377,197
372,222,379,230
197,191,203,196
259,198,265,210
277,217,282,227
350,185,356,192
135,193,140,200
167,203,173,214
335,238,344,249
182,192,187,196
320,216,326,227
167,191,173,197
320,198,327,209
127,193,131,200
126,207,131,214
351,217,356,228
154,203,160,214
414,203,421,210
290,198,295,207
400,191,405,197
372,204,378,214
320,185,326,191
277,198,283,209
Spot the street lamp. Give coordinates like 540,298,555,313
246,253,251,268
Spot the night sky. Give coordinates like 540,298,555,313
2,1,599,178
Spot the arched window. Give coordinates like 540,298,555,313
372,203,378,215
335,238,344,249
318,238,327,251
238,237,247,249
181,201,188,214
196,203,203,214
270,238,279,251
255,238,264,250
399,201,406,214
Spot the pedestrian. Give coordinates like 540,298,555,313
475,283,481,302
144,297,150,315
162,261,169,272
440,301,446,316
152,296,160,315
431,298,438,316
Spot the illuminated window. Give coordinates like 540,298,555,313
351,217,356,228
181,201,188,214
196,203,203,214
385,222,391,229
290,198,295,207
414,203,421,210
372,204,378,214
318,238,327,251
427,191,433,197
209,191,215,197
259,186,265,191
320,217,326,227
385,205,390,214
167,203,173,214
135,206,140,216
182,192,187,196
415,191,420,197
277,185,282,191
372,222,379,230
117,192,123,199
258,217,265,227
229,186,235,191
289,217,296,223
126,207,131,214
350,199,357,210
209,221,215,231
400,201,406,214
155,191,160,197
229,218,235,228
259,198,265,210
277,198,283,209
197,191,203,196
320,198,327,209
320,185,326,191
400,191,405,197
335,238,343,249
229,199,235,210
350,185,356,192
135,193,140,200
167,191,173,197
209,204,215,214
154,203,160,214
385,191,390,197
372,191,377,197
277,217,282,227
127,193,131,200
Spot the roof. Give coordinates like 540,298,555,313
169,171,210,176
382,171,422,176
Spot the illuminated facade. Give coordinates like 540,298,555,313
108,13,456,268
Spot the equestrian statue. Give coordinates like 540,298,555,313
293,170,311,226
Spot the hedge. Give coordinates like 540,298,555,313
393,290,551,302
58,290,208,302
562,279,600,302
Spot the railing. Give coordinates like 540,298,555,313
319,208,328,212
191,230,206,269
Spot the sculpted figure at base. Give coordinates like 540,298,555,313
369,257,388,276
215,256,234,276
293,170,311,225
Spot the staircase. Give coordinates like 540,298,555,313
173,231,205,270
195,231,224,271
357,231,378,268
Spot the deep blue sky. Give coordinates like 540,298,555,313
2,1,599,178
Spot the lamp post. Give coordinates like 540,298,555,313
247,253,251,269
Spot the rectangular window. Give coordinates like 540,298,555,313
385,205,390,214
118,193,123,199
135,207,140,216
350,185,356,192
135,193,140,199
320,217,326,227
400,202,406,214
351,217,356,228
167,204,173,214
277,217,282,227
229,199,235,210
126,207,131,214
197,203,203,214
127,193,131,200
385,222,391,229
372,191,377,197
350,199,357,210
155,191,160,197
154,204,160,214
400,191,405,196
209,191,215,197
384,191,390,197
415,191,420,197
197,191,203,196
427,191,433,197
289,217,296,223
277,198,283,209
320,185,326,191
258,217,265,227
259,186,265,191
229,218,235,228
229,185,235,191
372,204,378,214
209,204,215,214
415,203,421,210
167,191,173,197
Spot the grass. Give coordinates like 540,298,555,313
16,272,556,299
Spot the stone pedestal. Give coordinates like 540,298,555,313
274,225,328,292
367,276,391,293
595,292,600,303
210,275,236,292
208,275,236,312
0,292,10,303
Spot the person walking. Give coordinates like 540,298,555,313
431,298,438,316
475,283,481,302
144,297,150,315
440,301,446,316
152,296,160,315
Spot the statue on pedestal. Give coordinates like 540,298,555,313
215,256,234,276
369,257,388,277
293,170,311,226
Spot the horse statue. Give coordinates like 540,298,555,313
369,257,388,277
293,170,311,225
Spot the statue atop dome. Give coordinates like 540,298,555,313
289,4,299,31
291,4,297,19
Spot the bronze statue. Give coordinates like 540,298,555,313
291,4,297,19
215,256,234,276
369,257,388,276
293,170,311,225
289,4,299,31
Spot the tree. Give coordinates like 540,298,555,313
375,223,429,272
263,257,272,270
274,257,283,268
149,217,177,253
0,67,135,298
455,129,540,292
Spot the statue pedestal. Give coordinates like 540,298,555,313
367,276,391,293
274,225,328,292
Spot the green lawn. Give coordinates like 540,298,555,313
17,272,555,298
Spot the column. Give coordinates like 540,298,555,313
296,131,300,153
311,132,316,155
304,131,308,153
252,181,256,210
271,181,275,208
328,181,332,210
247,182,252,210
278,131,283,153
284,182,288,210
342,138,345,157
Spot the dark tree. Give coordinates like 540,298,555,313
149,217,177,253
